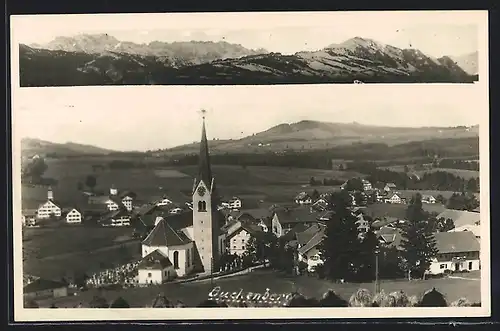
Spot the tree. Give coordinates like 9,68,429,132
436,218,455,232
399,194,438,280
345,178,364,192
466,178,479,193
403,165,409,173
85,175,97,192
355,229,379,282
319,192,362,281
110,297,130,308
435,194,446,205
22,157,48,182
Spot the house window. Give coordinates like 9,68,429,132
440,264,447,269
241,246,245,250
173,251,179,269
148,272,152,278
242,239,245,243
233,246,236,249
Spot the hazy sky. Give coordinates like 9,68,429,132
11,11,482,58
13,84,485,152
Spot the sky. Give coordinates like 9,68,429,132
13,84,486,152
11,11,482,58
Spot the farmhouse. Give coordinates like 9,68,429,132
384,192,405,204
156,196,174,207
376,226,403,249
429,231,480,275
296,224,326,272
438,209,481,240
294,192,313,205
139,118,227,276
22,210,37,227
23,278,68,300
36,187,62,219
271,207,320,237
226,222,267,256
227,197,242,210
422,194,437,204
311,198,328,211
62,208,82,224
361,179,373,191
100,209,131,227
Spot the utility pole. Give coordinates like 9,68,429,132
374,248,380,294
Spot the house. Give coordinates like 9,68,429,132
437,209,481,240
384,192,404,204
361,179,373,191
436,209,481,230
384,183,397,192
22,210,37,227
296,224,326,272
226,222,267,256
156,196,174,207
355,213,370,235
37,187,62,219
63,208,82,224
422,194,437,204
23,278,68,300
294,192,313,205
376,226,403,249
100,209,131,227
137,250,175,284
311,198,328,212
228,197,242,210
271,207,320,237
429,231,480,275
169,207,184,214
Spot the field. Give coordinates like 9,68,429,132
22,227,140,280
39,269,481,308
380,165,480,180
23,159,361,208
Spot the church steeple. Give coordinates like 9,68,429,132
196,113,213,191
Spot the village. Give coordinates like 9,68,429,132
21,120,482,308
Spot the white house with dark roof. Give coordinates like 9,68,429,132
422,194,437,204
294,192,312,205
384,192,404,204
63,208,82,224
137,250,175,284
100,209,131,227
36,187,62,219
429,231,480,275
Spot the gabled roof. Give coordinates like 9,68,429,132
296,224,323,246
274,208,320,224
142,218,192,247
385,183,397,187
295,192,310,200
436,209,480,228
434,231,480,254
138,250,173,270
39,199,62,209
298,224,326,255
23,278,67,293
280,223,309,243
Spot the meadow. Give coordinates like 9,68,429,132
23,159,359,208
39,269,481,308
363,202,447,220
22,226,140,280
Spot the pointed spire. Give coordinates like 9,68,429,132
197,113,213,189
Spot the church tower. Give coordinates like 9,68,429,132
192,115,220,274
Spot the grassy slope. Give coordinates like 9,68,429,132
38,269,480,308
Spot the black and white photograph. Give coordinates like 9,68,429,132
10,11,490,321
15,12,480,86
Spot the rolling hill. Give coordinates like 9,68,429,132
21,138,116,158
162,121,480,155
19,35,478,86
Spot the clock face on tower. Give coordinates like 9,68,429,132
197,185,206,196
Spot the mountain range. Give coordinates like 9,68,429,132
19,34,478,86
21,121,479,157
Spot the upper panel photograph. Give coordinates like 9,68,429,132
12,11,481,87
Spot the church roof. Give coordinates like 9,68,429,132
142,218,192,247
195,118,214,192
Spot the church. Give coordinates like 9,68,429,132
138,117,227,284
